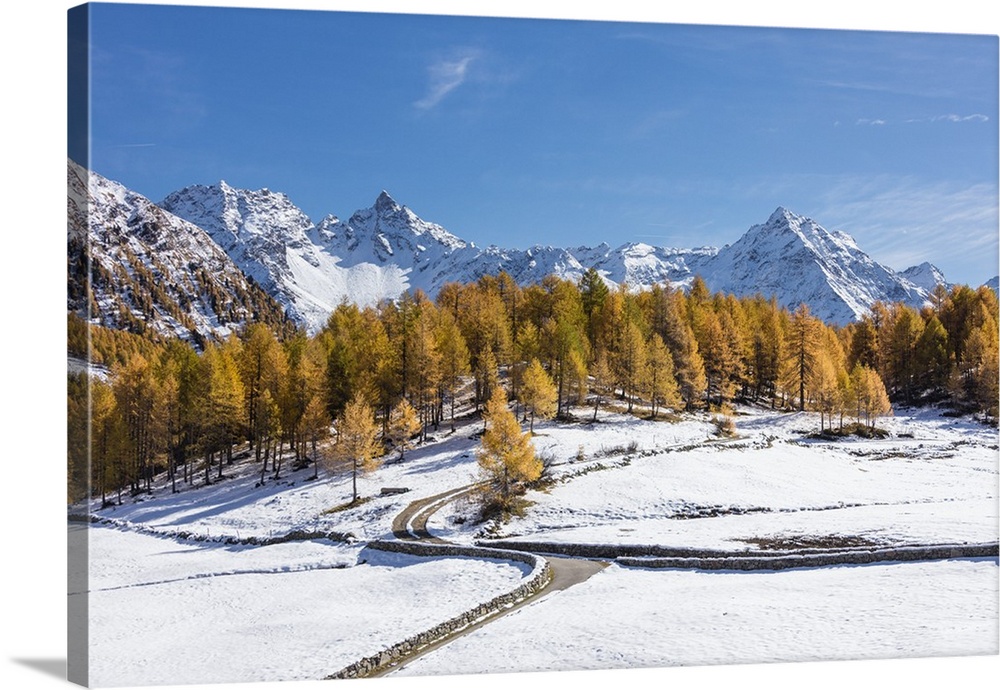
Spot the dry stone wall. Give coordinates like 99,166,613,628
327,540,551,679
618,543,999,570
481,539,999,569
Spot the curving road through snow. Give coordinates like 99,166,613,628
377,484,609,676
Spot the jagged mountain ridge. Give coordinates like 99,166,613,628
161,177,942,328
70,161,955,340
159,183,414,330
160,183,730,330
67,160,290,344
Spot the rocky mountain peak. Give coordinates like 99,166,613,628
767,206,797,225
68,163,290,343
374,190,401,214
901,262,949,293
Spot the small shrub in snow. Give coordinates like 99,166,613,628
594,440,640,458
712,415,737,437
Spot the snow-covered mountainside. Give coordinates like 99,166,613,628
72,161,956,338
161,181,728,325
697,207,930,324
900,262,951,295
161,179,941,327
316,191,469,265
160,184,413,331
67,160,289,343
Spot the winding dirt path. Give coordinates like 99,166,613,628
375,486,609,676
390,483,609,593
391,485,479,542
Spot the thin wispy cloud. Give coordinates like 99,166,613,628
818,79,955,100
859,114,989,126
614,27,789,55
628,109,685,139
929,113,989,123
907,113,990,122
414,50,480,110
813,176,999,280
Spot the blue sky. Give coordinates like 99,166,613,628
78,1,998,286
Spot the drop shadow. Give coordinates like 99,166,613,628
11,657,66,680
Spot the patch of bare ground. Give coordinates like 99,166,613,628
739,534,888,551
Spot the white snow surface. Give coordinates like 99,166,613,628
468,407,999,549
394,559,998,676
82,526,529,686
76,405,998,686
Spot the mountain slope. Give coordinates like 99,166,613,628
161,185,425,331
900,262,950,294
67,160,290,344
161,183,723,324
697,207,929,323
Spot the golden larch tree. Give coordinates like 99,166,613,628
334,393,382,503
519,358,557,433
477,387,540,513
387,398,421,461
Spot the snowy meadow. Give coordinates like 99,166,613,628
74,404,999,686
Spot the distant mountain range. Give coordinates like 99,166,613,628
68,160,995,343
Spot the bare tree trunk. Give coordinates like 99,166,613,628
352,459,358,503
273,438,283,480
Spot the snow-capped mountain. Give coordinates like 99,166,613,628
577,242,716,290
697,207,930,324
160,185,518,331
900,262,951,295
311,190,483,301
160,182,415,331
317,191,470,263
161,181,725,328
72,161,958,340
67,160,289,343
157,181,945,328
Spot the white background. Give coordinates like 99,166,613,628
2,1,997,689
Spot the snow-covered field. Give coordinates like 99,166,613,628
80,527,529,686
73,405,999,687
467,406,1000,549
395,558,998,676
